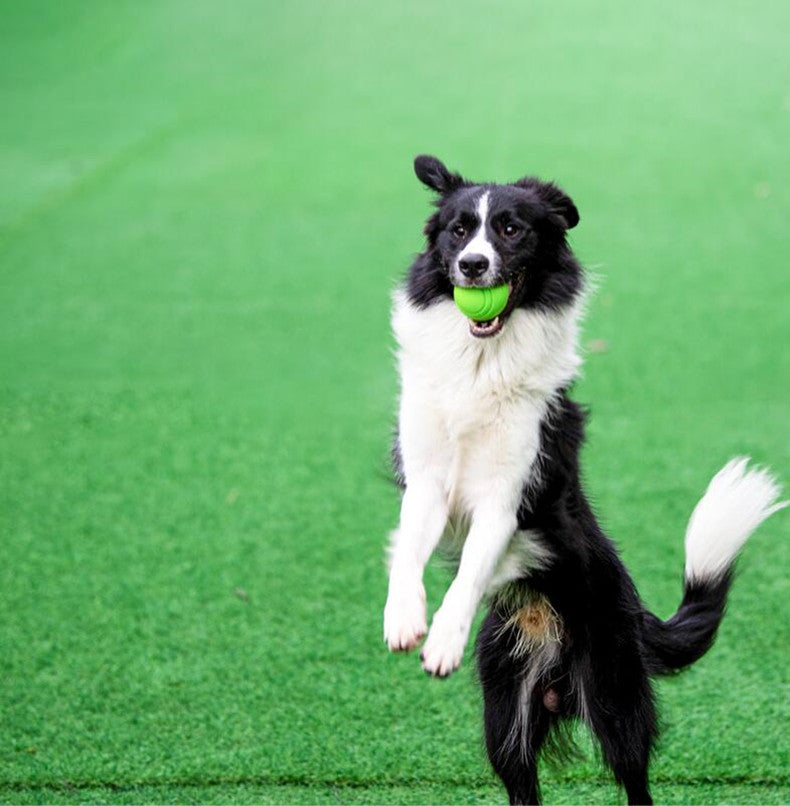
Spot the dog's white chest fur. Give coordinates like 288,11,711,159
392,290,581,523
385,288,582,674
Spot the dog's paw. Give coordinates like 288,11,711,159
420,609,469,677
383,583,426,652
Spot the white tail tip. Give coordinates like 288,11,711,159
685,457,787,582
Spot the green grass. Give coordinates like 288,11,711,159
1,1,789,804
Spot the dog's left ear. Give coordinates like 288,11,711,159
538,181,579,230
414,155,465,195
516,178,579,230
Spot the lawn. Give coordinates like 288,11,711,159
1,2,788,804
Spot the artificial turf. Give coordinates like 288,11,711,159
1,1,789,804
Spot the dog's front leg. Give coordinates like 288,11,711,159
421,503,517,677
384,477,449,652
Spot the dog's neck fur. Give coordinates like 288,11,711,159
392,289,583,412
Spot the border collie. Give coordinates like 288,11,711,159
383,155,786,805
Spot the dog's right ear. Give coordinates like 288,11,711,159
414,155,465,194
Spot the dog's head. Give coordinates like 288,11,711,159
409,155,583,338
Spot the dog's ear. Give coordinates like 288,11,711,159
516,177,579,230
414,155,465,194
540,181,579,230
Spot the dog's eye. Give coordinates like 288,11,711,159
502,223,521,238
451,224,466,239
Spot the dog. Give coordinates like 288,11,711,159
382,155,786,805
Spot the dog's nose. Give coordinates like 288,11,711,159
458,254,489,278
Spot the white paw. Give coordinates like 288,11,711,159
383,582,426,652
420,608,469,677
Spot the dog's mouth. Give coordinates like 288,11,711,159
467,278,522,339
469,316,504,338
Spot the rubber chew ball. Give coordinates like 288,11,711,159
453,284,509,321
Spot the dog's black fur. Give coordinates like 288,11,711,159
476,394,732,805
408,155,582,315
395,156,743,805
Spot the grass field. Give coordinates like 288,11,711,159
1,2,789,804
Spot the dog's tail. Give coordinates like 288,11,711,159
642,458,786,676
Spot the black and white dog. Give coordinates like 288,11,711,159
383,155,786,805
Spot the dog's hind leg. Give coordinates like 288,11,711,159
583,661,657,806
477,609,558,805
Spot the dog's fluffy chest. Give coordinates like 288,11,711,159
392,291,582,516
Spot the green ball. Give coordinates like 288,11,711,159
453,284,509,321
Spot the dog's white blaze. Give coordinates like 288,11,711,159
684,457,787,581
456,191,498,272
385,289,583,675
